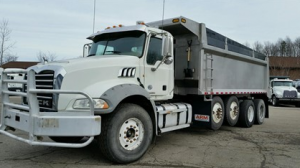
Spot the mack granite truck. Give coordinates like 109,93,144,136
268,77,300,107
0,16,269,163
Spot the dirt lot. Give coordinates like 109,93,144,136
0,97,300,168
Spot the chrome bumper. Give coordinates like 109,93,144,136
0,69,101,148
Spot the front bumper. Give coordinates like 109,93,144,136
277,98,300,102
0,69,101,148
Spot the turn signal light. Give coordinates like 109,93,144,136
172,18,179,23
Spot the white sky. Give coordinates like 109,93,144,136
1,0,300,61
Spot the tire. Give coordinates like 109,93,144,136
239,100,255,128
98,103,153,163
224,96,239,126
253,99,266,125
295,102,300,107
49,136,84,143
272,95,278,106
211,96,224,130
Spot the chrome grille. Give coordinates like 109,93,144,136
283,90,297,98
36,71,54,111
24,70,55,112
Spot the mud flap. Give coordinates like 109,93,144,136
186,95,212,128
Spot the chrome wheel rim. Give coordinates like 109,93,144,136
258,104,265,121
212,102,223,123
119,118,144,151
248,106,254,122
272,96,276,105
229,101,238,120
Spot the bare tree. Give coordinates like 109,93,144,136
3,53,18,64
294,37,300,57
284,36,295,57
0,19,16,65
253,41,264,53
36,51,57,62
244,42,251,48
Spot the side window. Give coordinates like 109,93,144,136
147,37,162,65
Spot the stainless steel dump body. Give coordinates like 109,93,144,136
148,17,269,96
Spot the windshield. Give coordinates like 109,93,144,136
273,81,293,87
88,31,146,57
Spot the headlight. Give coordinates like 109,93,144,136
73,98,109,109
274,91,283,98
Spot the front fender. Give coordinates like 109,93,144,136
99,84,154,113
58,79,137,111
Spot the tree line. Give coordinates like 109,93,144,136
250,37,300,57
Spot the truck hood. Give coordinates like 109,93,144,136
32,55,140,73
29,55,141,93
28,55,142,111
273,86,297,92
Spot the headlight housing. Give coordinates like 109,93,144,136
274,91,283,98
73,98,109,109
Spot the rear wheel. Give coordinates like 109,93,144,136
98,103,153,163
211,96,224,130
224,96,239,126
253,99,266,125
239,100,255,128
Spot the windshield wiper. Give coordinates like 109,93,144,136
105,51,121,54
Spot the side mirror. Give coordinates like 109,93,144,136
151,54,173,71
162,34,172,57
83,43,92,57
164,55,173,65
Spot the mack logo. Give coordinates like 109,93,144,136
38,99,51,107
195,114,210,122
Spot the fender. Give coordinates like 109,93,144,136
99,83,158,136
99,83,156,114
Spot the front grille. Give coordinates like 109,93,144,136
36,71,55,111
283,90,297,98
24,70,56,112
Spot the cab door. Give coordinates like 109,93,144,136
143,35,174,100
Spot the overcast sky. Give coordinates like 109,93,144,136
1,0,300,61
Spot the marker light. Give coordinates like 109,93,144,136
172,18,179,23
181,18,186,23
136,21,145,25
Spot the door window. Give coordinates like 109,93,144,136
147,37,162,65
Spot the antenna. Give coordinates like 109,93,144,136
93,0,96,33
161,0,165,31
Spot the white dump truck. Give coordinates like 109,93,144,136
268,77,300,107
6,68,25,92
0,16,269,163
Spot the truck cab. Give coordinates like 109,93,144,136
268,77,300,106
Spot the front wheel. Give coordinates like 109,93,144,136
98,103,153,163
272,95,278,106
